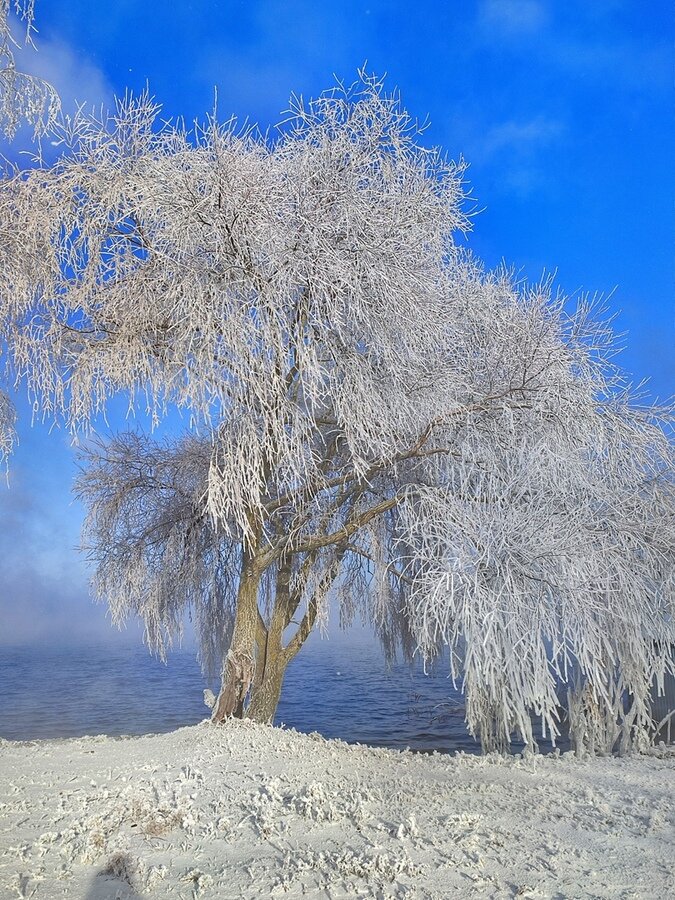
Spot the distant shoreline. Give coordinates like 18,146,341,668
1,720,673,898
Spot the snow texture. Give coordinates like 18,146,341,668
0,720,673,898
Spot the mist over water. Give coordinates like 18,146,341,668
0,639,570,754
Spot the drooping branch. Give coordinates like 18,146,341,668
0,388,16,467
0,0,60,138
284,545,348,661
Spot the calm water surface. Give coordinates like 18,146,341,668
0,639,569,754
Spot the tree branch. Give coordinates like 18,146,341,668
289,495,400,556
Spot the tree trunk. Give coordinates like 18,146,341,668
247,649,288,723
211,550,261,723
212,547,343,725
246,557,294,723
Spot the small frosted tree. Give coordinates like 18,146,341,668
1,77,673,751
1,1,60,138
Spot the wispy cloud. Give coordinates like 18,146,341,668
478,0,550,38
194,0,375,129
466,115,564,197
479,117,563,159
550,36,671,91
12,34,113,114
475,2,670,94
1,32,114,159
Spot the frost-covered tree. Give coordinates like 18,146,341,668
1,77,673,752
1,1,60,138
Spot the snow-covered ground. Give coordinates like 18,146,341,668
0,721,673,899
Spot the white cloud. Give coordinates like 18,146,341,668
479,117,563,159
12,33,113,115
475,2,670,93
464,115,565,198
1,32,113,156
479,0,550,38
551,37,670,91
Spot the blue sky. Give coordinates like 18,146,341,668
1,0,673,646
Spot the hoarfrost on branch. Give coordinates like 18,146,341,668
0,1,60,138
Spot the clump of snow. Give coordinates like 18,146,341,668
274,846,422,894
0,720,673,898
202,689,216,710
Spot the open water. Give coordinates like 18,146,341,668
0,637,570,754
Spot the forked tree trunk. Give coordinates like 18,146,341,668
246,558,297,723
212,548,340,725
213,597,294,725
211,552,261,722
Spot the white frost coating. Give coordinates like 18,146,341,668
203,689,216,709
0,387,15,466
1,74,673,751
0,1,60,138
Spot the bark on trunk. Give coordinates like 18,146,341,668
246,650,287,723
245,557,294,723
212,550,261,723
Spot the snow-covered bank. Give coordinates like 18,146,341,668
0,722,673,899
